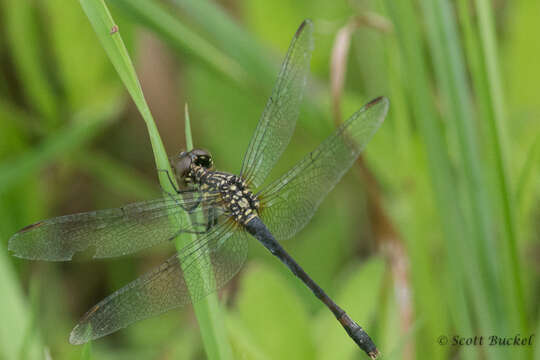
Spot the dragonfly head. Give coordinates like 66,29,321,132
173,149,214,183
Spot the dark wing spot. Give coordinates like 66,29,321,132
295,19,311,38
81,304,100,322
365,96,384,109
19,221,44,233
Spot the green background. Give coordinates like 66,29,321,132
0,0,539,359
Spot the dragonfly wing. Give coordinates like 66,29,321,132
259,97,389,240
240,20,314,189
69,221,248,344
8,192,224,261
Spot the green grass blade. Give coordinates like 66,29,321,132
383,0,477,358
78,0,169,171
16,280,40,360
419,0,531,357
472,0,526,332
45,0,116,113
419,1,505,353
0,251,42,360
515,136,540,213
78,1,232,358
535,315,540,359
170,0,276,86
75,150,160,200
0,102,118,192
184,104,194,150
457,0,534,338
2,0,58,126
81,341,92,360
181,104,233,359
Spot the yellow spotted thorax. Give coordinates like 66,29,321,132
186,165,260,225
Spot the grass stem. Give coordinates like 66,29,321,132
78,1,232,358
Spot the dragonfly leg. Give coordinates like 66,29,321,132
168,226,208,242
168,207,221,243
157,169,181,193
157,169,195,195
167,207,221,242
164,188,203,213
181,195,203,213
157,169,204,213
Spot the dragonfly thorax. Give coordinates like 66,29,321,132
188,164,260,225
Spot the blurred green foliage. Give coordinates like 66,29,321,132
0,0,539,359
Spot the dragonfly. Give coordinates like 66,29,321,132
9,19,388,359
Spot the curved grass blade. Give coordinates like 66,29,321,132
78,1,232,357
0,102,117,193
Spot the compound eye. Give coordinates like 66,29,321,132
195,154,213,169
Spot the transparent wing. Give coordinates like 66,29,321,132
259,97,389,240
69,221,248,344
240,20,314,189
8,191,224,261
